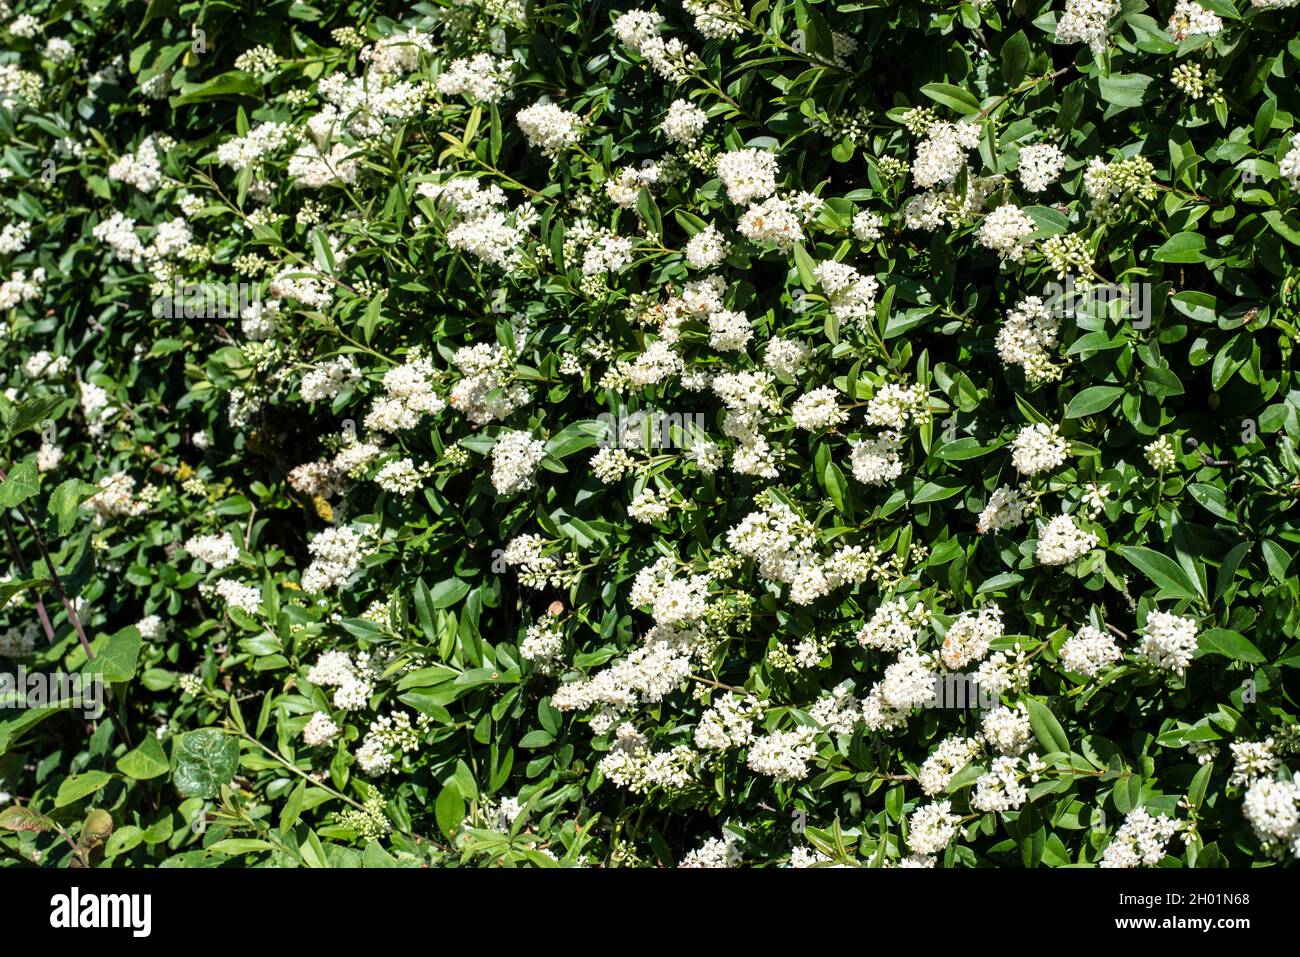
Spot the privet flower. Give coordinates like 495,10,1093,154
1011,423,1070,476
1137,611,1200,675
978,204,1036,263
516,101,583,155
491,430,548,496
1059,625,1122,676
1035,513,1099,566
1099,808,1182,868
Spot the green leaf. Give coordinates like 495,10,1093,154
0,805,53,833
1263,210,1300,247
912,478,965,504
172,729,239,799
55,771,112,808
1096,73,1153,110
545,420,605,458
1117,546,1203,602
793,243,818,291
105,825,144,857
435,784,464,840
170,71,260,105
1064,386,1125,419
920,82,981,115
48,479,100,536
636,187,662,239
208,838,277,855
6,396,65,437
1000,31,1030,86
1152,232,1207,263
1197,628,1265,664
0,462,38,509
117,735,170,780
823,460,848,512
427,578,471,609
86,627,142,683
1025,699,1070,754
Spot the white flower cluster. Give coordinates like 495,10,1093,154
736,192,821,250
1241,776,1300,860
551,625,699,721
858,597,931,652
726,498,872,605
598,724,696,794
520,618,565,672
516,101,583,155
356,710,429,775
107,136,162,193
501,534,576,590
911,119,982,189
997,296,1061,383
1035,513,1098,566
918,736,982,795
764,337,811,379
1168,0,1223,41
662,98,708,144
1230,740,1279,787
1137,611,1199,675
977,484,1029,534
684,223,729,269
0,220,30,255
1099,807,1182,868
1011,422,1069,475
364,349,445,433
746,727,817,782
612,10,699,83
307,650,375,711
850,434,903,487
814,260,879,326
375,457,428,495
971,755,1030,813
679,835,740,868
940,605,1003,669
1059,624,1122,676
302,712,340,747
183,531,240,570
1055,0,1122,56
790,385,846,431
213,579,262,616
627,555,709,623
907,800,962,856
300,355,361,404
716,148,778,205
978,203,1036,263
216,121,295,171
864,382,929,430
87,471,146,521
491,430,548,496
300,525,367,592
862,647,938,733
981,704,1034,757
1017,143,1067,193
437,53,514,102
449,342,528,424
421,177,537,272
1282,133,1300,190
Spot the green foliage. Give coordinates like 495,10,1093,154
1,0,1299,869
